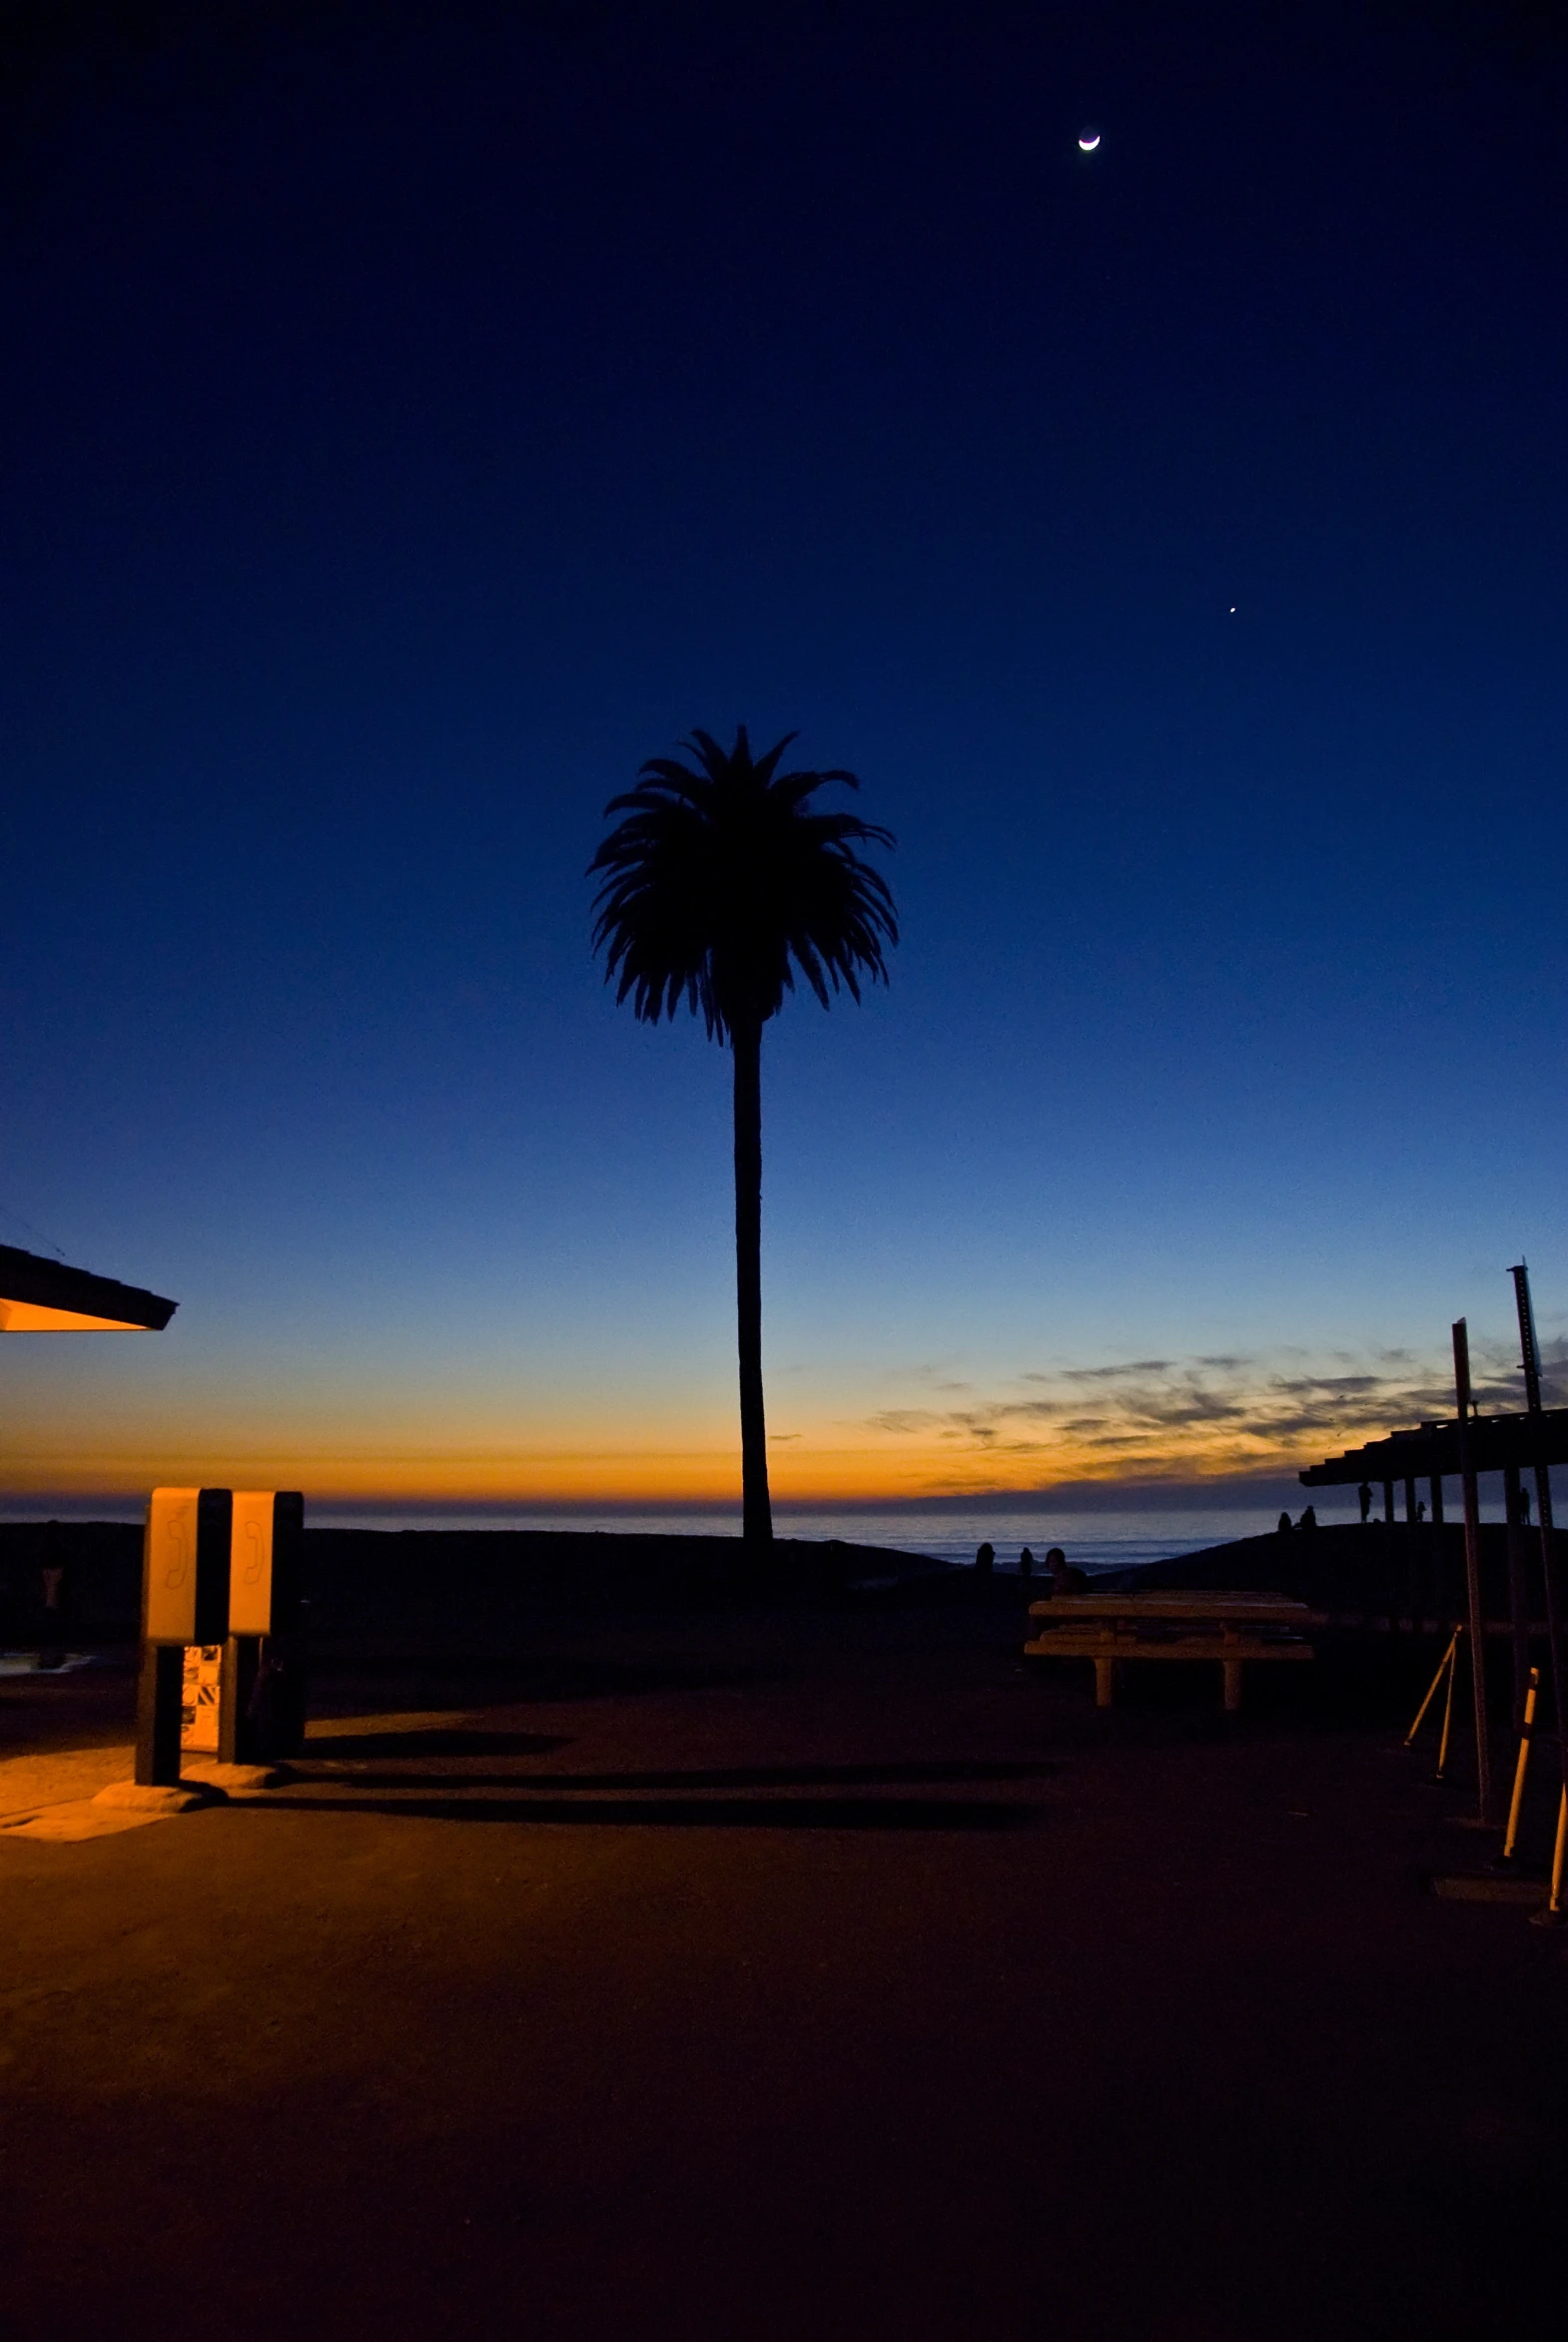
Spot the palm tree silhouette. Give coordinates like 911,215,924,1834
589,727,897,1547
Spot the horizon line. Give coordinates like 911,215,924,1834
0,1472,1350,1523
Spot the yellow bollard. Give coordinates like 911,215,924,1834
1501,1667,1539,1864
1532,1790,1568,1927
1435,1628,1461,1782
1406,1627,1461,1746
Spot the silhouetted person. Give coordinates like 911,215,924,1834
1019,1546,1035,1580
1416,1498,1426,1524
1520,1485,1533,1528
1046,1546,1088,1594
1357,1481,1372,1525
1277,1511,1294,1536
1298,1504,1317,1533
37,1519,68,1669
975,1541,995,1576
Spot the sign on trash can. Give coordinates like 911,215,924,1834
181,1644,224,1752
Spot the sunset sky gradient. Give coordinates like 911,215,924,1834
3,3,1566,1513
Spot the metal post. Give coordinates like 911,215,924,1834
1453,1319,1494,1824
1423,1472,1444,1637
1510,1263,1568,1841
1504,1461,1529,1733
137,1489,195,1787
1383,1479,1395,1525
1396,1474,1418,1639
219,1637,261,1765
134,1644,185,1786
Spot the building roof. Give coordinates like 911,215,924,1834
0,1242,178,1332
1299,1408,1568,1486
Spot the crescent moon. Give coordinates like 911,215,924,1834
1078,129,1101,152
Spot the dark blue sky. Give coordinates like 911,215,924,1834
4,1,1566,1507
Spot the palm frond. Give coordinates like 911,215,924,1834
588,727,897,1042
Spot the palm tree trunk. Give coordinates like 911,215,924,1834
731,1009,772,1546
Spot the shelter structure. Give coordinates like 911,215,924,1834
0,1242,177,1333
1300,1268,1565,1839
1300,1411,1568,1524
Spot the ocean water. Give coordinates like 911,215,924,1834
300,1503,1349,1574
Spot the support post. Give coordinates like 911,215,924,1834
1453,1319,1494,1824
1510,1263,1568,1849
1395,1474,1419,1638
137,1490,198,1787
1383,1479,1395,1525
134,1644,185,1786
1429,1474,1444,1526
1504,1462,1530,1734
219,1637,261,1764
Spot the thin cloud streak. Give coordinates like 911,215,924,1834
857,1337,1565,1492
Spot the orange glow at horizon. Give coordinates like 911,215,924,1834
0,1334,1462,1508
0,1415,1399,1507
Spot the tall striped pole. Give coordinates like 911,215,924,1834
1510,1263,1568,1871
1452,1320,1493,1825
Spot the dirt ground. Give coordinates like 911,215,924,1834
3,1574,1566,2342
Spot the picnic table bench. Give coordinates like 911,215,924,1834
1024,1591,1315,1711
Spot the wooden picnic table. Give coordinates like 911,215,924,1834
1024,1591,1315,1711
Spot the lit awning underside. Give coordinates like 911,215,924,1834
0,1241,178,1333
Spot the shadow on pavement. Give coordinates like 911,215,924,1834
287,1755,1065,1792
236,1791,1041,1830
310,1655,788,1698
304,1728,571,1758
